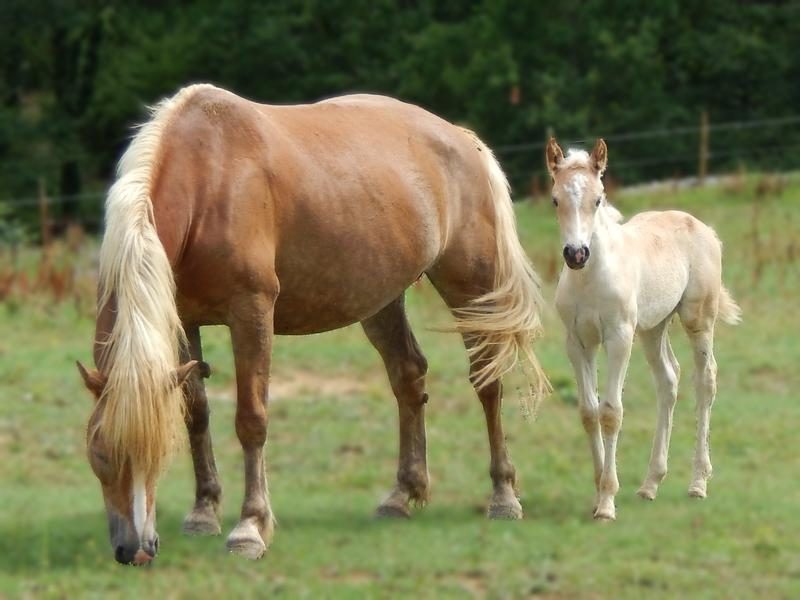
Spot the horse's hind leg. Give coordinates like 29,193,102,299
637,319,680,501
181,325,223,535
362,296,430,518
680,305,719,499
428,264,522,520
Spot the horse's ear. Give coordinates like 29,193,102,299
172,360,208,388
77,361,106,400
591,138,608,175
546,137,565,177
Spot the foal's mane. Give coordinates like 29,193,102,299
96,84,215,478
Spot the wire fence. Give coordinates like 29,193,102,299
2,113,800,231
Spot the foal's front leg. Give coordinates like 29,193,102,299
226,295,277,559
595,325,634,521
565,335,603,512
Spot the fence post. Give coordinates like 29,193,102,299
698,110,709,184
38,177,52,249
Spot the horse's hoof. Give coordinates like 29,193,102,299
636,486,657,501
226,520,268,560
182,510,221,536
487,499,523,520
227,536,266,560
375,503,411,519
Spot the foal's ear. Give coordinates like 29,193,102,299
590,138,608,175
172,360,205,388
546,137,565,177
76,361,106,400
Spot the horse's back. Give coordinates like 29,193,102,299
152,86,489,332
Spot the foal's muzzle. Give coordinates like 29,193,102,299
563,245,590,269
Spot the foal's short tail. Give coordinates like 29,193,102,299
452,131,552,404
718,285,742,325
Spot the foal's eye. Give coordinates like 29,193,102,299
552,197,558,207
595,197,601,207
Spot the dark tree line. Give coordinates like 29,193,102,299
2,0,799,234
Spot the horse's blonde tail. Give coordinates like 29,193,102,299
96,84,213,479
452,131,552,403
718,285,742,326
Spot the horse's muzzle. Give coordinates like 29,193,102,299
563,245,590,269
114,536,158,566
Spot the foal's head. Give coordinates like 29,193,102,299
546,137,609,270
77,360,200,565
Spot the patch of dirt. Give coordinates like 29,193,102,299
207,369,371,402
319,568,377,584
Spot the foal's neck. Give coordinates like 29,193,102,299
573,206,622,278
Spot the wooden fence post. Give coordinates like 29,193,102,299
698,110,709,184
38,177,52,249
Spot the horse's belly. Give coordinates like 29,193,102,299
272,263,425,335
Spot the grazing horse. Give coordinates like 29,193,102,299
76,84,550,564
546,137,741,521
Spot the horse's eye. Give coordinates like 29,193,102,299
595,197,601,207
552,197,558,207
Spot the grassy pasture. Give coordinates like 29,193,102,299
1,179,799,598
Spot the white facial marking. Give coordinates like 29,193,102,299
132,473,147,540
564,173,588,207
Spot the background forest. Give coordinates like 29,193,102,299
2,0,800,236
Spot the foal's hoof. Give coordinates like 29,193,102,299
226,521,268,560
688,482,707,499
487,498,523,520
593,500,616,521
593,509,616,522
636,486,657,501
182,508,221,536
375,502,411,519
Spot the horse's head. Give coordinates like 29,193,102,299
77,360,200,565
546,137,608,270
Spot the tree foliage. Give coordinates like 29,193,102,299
2,0,799,232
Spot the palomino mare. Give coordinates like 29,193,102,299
77,84,550,564
546,138,741,521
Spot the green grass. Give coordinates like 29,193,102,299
1,180,799,598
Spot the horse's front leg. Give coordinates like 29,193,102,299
595,324,634,521
362,297,431,518
565,334,603,513
226,294,277,559
182,326,223,535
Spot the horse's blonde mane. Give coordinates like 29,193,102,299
97,84,215,478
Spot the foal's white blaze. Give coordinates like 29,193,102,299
560,171,592,248
132,473,147,540
564,172,588,208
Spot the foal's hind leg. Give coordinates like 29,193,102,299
683,320,718,499
181,326,223,535
362,296,430,518
637,320,680,501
